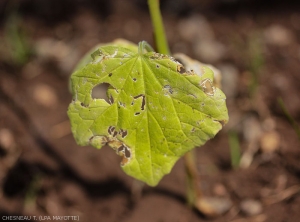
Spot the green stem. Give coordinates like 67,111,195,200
147,0,202,209
147,0,170,55
184,149,202,206
229,130,241,168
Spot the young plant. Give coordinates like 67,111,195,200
68,1,228,187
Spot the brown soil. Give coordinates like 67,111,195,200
1,1,300,222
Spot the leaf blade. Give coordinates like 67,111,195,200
68,43,228,186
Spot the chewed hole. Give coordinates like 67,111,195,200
92,83,111,103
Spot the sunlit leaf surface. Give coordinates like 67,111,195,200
68,42,228,186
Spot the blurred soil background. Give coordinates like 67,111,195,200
0,0,300,221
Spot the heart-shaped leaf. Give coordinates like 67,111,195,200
68,41,228,186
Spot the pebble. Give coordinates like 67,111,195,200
264,24,294,46
195,197,232,217
213,183,228,196
0,128,14,150
260,131,280,153
33,84,58,107
240,199,263,216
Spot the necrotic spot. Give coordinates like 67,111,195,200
120,129,128,138
124,146,131,158
80,102,88,107
177,65,186,74
200,79,215,96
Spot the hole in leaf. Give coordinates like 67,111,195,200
92,83,111,103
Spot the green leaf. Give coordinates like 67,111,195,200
68,42,228,186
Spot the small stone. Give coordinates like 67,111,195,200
0,129,14,150
33,84,57,107
260,131,280,153
213,183,228,196
22,61,42,79
262,118,276,131
264,25,294,46
240,199,263,216
195,197,232,217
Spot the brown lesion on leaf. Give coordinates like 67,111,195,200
91,126,131,165
200,78,215,96
189,94,197,98
133,94,146,111
116,144,131,166
177,64,186,74
80,102,89,107
213,119,228,126
89,135,108,147
108,94,114,104
108,126,128,138
163,85,173,95
118,101,126,107
108,126,116,135
119,129,128,138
